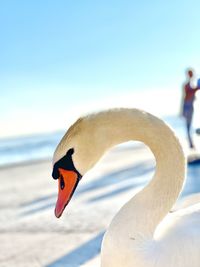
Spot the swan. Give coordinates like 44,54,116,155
52,108,200,267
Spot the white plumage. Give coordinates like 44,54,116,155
53,108,200,267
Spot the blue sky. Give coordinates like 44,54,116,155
1,0,200,136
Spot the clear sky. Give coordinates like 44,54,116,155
1,0,200,137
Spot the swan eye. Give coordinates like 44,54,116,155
52,148,74,180
52,147,82,181
67,148,74,156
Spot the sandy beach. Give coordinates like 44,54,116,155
0,143,154,267
1,140,200,267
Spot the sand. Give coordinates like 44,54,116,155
0,142,199,267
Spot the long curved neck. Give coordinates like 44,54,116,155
88,109,186,236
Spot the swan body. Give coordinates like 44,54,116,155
52,108,200,267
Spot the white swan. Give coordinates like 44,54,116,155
52,108,200,267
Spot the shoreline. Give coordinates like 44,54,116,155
0,157,51,170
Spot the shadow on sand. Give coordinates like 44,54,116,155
20,160,155,216
20,156,200,217
181,160,200,197
46,231,105,267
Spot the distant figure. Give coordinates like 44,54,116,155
182,69,199,148
195,78,200,135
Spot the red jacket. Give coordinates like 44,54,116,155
184,82,198,102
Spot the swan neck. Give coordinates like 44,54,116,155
100,109,186,235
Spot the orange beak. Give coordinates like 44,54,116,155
55,168,79,218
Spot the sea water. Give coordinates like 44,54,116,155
0,131,64,167
0,115,186,167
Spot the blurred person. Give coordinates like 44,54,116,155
195,78,200,135
181,68,199,148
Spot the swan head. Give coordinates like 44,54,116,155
52,147,82,218
52,114,110,218
52,108,153,218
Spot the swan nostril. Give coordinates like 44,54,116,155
60,175,65,190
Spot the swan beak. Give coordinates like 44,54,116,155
55,168,79,218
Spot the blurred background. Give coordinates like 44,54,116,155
1,0,200,163
1,1,200,266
